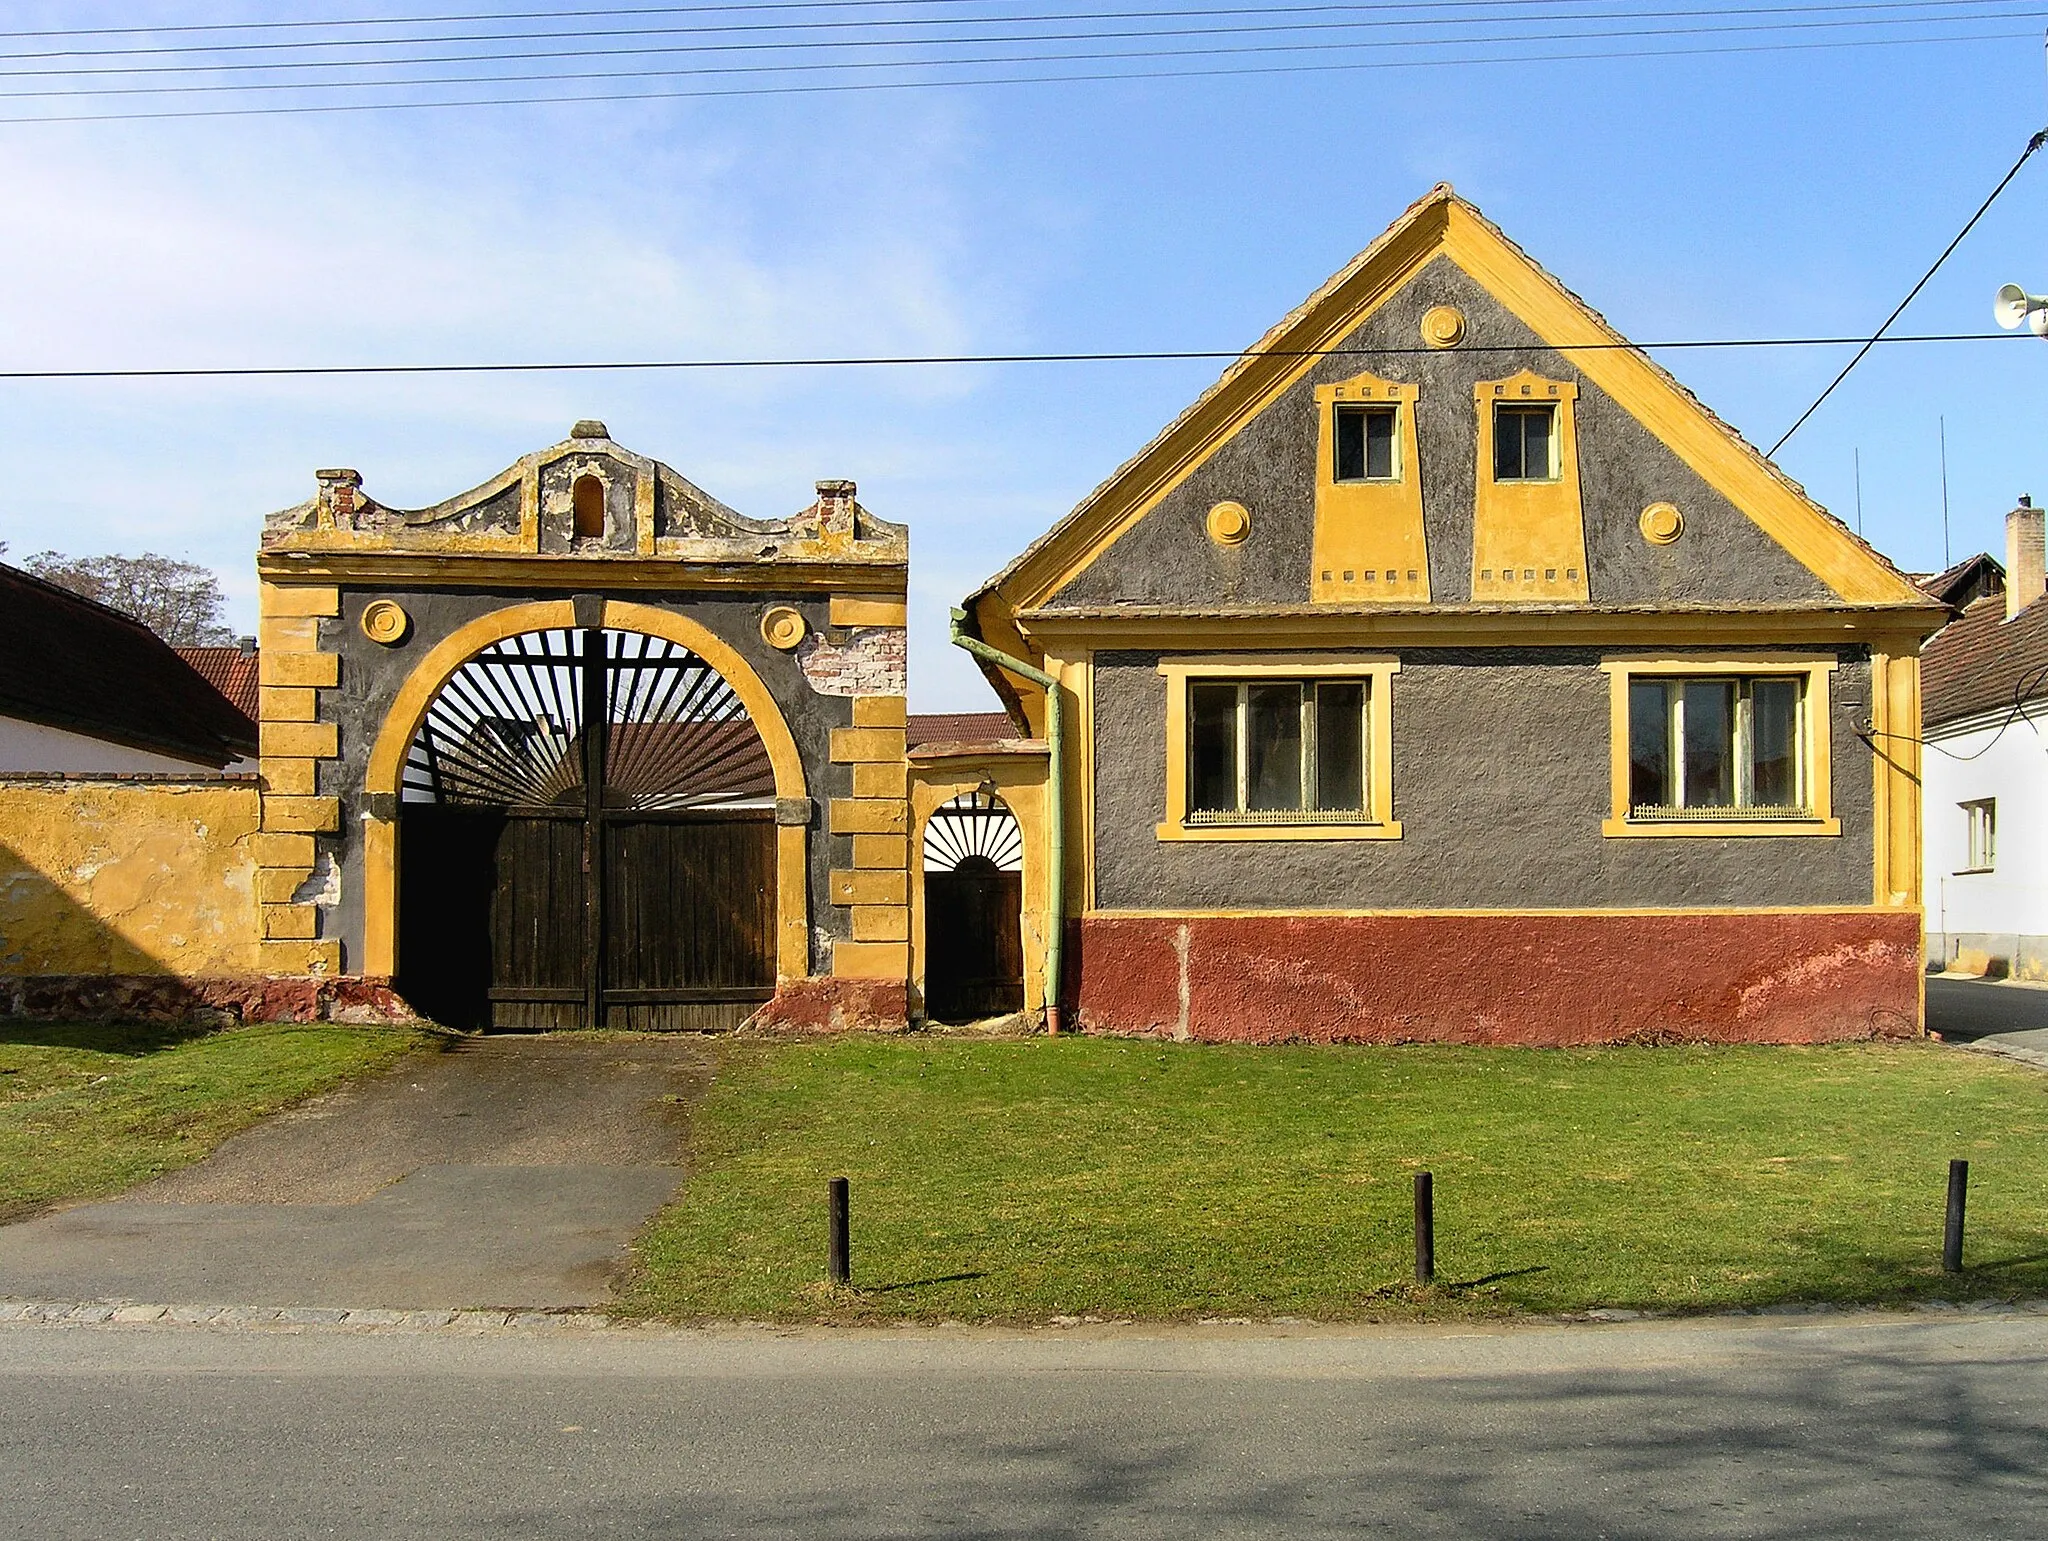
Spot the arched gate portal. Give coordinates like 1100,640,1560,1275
396,626,777,1030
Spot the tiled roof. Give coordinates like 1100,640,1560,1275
907,712,1018,748
0,561,258,767
1921,592,2048,731
175,645,260,719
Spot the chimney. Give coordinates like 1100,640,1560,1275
2008,495,2045,621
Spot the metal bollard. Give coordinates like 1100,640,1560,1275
1414,1170,1435,1285
1943,1159,1968,1274
829,1176,851,1285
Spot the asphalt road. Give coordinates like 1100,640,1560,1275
4,1310,2046,1539
1926,975,2048,1057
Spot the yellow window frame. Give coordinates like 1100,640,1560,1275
1156,654,1401,842
1600,653,1840,838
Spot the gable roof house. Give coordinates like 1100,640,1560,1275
0,561,258,774
1920,500,2048,980
960,185,1946,1044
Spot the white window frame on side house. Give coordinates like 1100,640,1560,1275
1600,654,1839,838
1156,655,1400,842
1959,798,1996,873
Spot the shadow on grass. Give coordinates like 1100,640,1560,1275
1974,1252,2048,1272
0,1021,213,1056
862,1272,992,1295
1447,1265,1551,1290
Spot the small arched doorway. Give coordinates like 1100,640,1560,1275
921,788,1024,1022
396,625,778,1030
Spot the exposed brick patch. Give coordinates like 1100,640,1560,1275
798,626,907,698
1066,911,1923,1045
0,974,419,1026
749,977,908,1033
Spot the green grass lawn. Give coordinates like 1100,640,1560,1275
0,1020,427,1223
621,1036,2048,1323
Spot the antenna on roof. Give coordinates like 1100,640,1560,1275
1853,449,1863,536
1940,416,1951,569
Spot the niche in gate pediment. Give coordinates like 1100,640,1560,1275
538,452,648,554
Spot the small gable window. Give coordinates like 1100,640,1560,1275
572,474,606,539
1333,403,1399,482
1493,403,1556,481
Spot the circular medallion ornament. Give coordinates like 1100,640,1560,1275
1206,500,1251,547
760,604,808,650
1639,501,1685,546
360,599,411,646
1420,305,1467,349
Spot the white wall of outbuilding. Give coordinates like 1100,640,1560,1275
1923,698,2048,978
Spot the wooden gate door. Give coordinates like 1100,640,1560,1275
396,627,778,1030
922,790,1025,1023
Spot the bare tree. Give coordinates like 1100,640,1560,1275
25,551,233,646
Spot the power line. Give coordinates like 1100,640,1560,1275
1770,127,2048,454
0,331,2021,382
6,12,2034,101
0,0,2013,65
0,0,2007,44
0,24,2030,120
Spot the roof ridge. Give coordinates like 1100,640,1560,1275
0,556,167,641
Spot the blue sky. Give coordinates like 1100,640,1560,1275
3,2,2047,708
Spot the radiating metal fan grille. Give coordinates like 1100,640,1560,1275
922,788,1023,872
402,627,776,810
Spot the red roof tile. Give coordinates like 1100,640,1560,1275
175,645,260,720
1921,592,2048,730
906,712,1018,749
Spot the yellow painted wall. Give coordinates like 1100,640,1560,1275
0,780,263,976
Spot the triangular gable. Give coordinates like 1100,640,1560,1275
972,185,1931,629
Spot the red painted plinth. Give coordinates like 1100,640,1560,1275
749,977,909,1034
1068,911,1923,1045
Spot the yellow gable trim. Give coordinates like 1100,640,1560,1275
1005,194,1451,611
1436,202,1922,607
984,187,1927,620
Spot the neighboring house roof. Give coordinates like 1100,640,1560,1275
1914,553,2005,611
0,561,258,767
175,644,261,719
1921,591,2048,731
907,712,1018,749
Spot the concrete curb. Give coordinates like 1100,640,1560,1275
3,1296,2046,1339
1949,1036,2048,1072
0,1300,615,1333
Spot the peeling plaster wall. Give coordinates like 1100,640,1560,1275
0,780,261,976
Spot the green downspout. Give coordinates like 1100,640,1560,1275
949,606,1066,1033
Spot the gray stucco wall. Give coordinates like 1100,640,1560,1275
315,587,854,975
1051,257,1834,609
1092,647,1875,911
